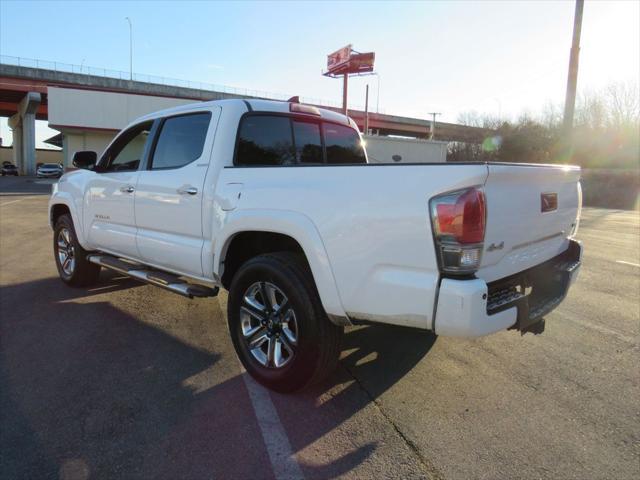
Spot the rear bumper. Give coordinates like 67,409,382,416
434,239,582,337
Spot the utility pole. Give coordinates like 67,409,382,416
342,73,348,116
125,17,133,81
428,112,441,140
364,84,369,135
375,73,380,113
563,0,584,133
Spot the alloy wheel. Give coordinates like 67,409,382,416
240,281,298,368
57,227,76,276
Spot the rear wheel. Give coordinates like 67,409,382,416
227,252,343,393
53,214,101,286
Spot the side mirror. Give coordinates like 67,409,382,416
72,151,97,169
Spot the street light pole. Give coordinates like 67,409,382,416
125,17,133,81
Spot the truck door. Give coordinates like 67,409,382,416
83,121,153,258
134,109,218,278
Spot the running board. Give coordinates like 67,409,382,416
87,254,219,299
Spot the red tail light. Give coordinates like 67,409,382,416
433,188,486,244
430,187,486,274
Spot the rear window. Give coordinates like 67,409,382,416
236,116,294,166
292,120,323,164
324,124,366,164
234,114,365,166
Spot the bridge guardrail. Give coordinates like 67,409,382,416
0,54,378,113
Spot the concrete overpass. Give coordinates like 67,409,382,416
0,60,493,172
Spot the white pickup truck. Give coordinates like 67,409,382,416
49,98,582,392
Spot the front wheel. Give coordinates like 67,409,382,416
53,214,101,286
227,252,343,393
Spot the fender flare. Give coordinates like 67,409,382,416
48,191,90,250
215,209,348,321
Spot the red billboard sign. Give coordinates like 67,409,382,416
349,52,375,74
327,45,352,73
326,46,375,76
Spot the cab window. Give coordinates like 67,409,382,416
324,123,366,164
235,115,295,166
150,113,211,170
100,122,153,172
234,114,366,166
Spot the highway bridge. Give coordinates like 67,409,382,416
0,60,492,174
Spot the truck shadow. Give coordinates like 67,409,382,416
270,324,437,477
1,274,436,479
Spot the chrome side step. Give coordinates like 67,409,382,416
87,254,219,299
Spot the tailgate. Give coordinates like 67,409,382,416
478,163,581,283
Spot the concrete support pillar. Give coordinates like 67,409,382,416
8,92,41,176
8,116,22,170
22,111,37,175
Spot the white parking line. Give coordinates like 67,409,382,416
0,197,35,207
240,367,304,480
616,260,640,268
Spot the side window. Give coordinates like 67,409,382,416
236,115,294,166
101,122,152,172
150,113,211,170
292,120,323,164
324,124,367,164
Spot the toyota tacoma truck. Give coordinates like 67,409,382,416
49,98,582,392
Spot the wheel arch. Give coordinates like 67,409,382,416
215,210,348,323
50,203,71,227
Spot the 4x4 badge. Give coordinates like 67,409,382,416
487,241,504,252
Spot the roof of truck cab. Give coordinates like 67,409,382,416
134,98,353,127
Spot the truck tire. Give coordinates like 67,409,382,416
53,214,101,286
227,252,343,393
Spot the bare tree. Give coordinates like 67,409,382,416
450,81,638,167
605,81,640,128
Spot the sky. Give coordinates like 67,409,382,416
0,0,638,148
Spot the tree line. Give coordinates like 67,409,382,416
448,81,639,169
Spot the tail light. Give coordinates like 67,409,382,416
429,187,486,275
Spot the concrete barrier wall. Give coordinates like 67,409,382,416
581,169,639,210
0,146,62,166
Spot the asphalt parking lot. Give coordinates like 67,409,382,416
1,176,638,480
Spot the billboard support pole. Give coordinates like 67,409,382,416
342,73,348,116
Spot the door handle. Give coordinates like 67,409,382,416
177,186,198,195
120,185,135,193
